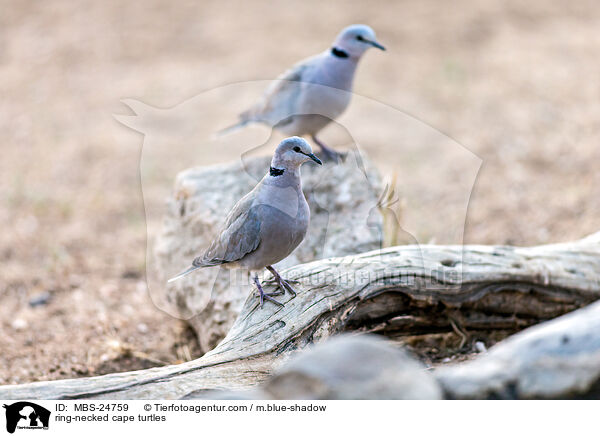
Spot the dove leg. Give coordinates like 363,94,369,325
311,135,345,163
253,274,284,308
266,266,297,298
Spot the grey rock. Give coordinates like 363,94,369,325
155,151,382,353
436,300,600,399
263,334,442,400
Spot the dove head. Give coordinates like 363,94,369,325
271,137,322,170
333,24,385,58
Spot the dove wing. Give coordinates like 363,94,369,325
194,190,261,266
240,54,320,126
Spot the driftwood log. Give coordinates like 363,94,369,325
1,231,599,400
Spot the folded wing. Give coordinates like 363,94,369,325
194,191,261,266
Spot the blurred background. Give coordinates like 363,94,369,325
1,0,599,384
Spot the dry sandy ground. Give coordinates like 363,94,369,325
1,0,598,384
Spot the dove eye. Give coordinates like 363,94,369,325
356,35,364,41
293,146,301,152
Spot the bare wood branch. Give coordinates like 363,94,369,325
1,232,598,400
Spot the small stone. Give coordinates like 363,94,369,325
69,274,84,289
11,318,28,330
107,340,121,351
29,291,52,307
121,269,141,279
137,323,148,334
474,341,487,353
122,304,134,316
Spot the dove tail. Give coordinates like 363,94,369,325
167,256,228,283
167,264,203,283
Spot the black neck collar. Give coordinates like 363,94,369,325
331,47,349,58
270,166,285,177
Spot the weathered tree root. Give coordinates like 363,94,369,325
1,232,598,399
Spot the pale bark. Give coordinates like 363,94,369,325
1,232,598,400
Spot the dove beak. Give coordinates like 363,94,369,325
307,153,323,165
369,40,386,51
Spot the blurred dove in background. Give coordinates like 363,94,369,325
219,24,385,161
168,137,322,308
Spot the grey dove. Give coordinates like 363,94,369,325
168,137,322,307
220,24,385,161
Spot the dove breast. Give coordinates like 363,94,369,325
276,54,356,136
236,175,310,271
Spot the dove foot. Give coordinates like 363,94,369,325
266,266,298,298
263,278,300,288
253,275,284,308
311,135,346,163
